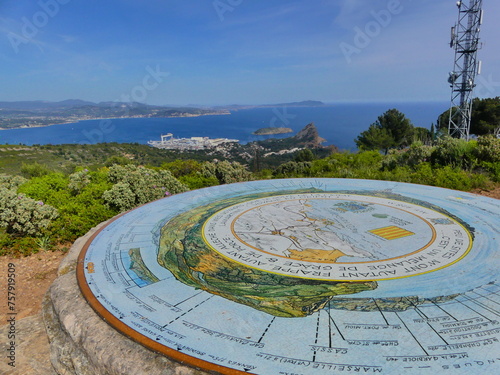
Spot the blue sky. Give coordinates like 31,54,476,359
0,0,499,105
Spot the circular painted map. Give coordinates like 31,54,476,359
78,179,500,374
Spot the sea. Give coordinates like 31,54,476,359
0,102,448,151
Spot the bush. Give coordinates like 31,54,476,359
308,151,383,179
431,136,478,170
68,169,91,193
178,174,219,190
294,148,315,162
273,161,312,178
0,187,59,237
476,134,500,163
200,161,253,184
162,160,203,178
20,162,53,178
432,166,484,191
104,155,134,166
0,174,27,190
103,164,188,212
17,173,70,206
382,142,433,170
0,236,39,257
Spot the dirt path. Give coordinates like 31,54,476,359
0,250,67,326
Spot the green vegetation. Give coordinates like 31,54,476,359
437,97,500,136
1,105,499,257
253,127,293,135
356,109,419,154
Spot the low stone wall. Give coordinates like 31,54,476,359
42,222,210,375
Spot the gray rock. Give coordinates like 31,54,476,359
0,314,55,375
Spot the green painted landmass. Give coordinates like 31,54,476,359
129,248,160,285
329,294,460,312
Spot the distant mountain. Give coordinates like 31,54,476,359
0,100,95,110
269,100,325,107
216,100,325,111
57,99,96,107
0,100,229,129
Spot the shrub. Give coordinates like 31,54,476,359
178,174,219,190
0,187,59,237
104,155,134,166
68,169,91,193
103,164,188,212
17,173,70,206
0,174,28,190
200,161,253,184
308,151,383,179
1,236,39,257
162,160,203,178
20,162,53,178
476,134,500,163
432,167,474,191
382,142,433,170
273,161,312,178
431,136,478,170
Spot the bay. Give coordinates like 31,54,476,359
0,102,448,151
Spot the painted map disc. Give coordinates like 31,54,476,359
78,178,500,374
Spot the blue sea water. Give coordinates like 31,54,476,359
0,102,448,151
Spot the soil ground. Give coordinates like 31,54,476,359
0,250,67,326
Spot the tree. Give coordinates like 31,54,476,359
294,148,315,162
436,97,500,136
470,97,500,135
355,109,414,154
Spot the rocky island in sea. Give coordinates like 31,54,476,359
252,127,293,135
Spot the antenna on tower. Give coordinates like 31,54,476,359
447,0,483,140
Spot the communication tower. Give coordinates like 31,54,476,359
447,0,483,139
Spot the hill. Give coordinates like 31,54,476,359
0,101,229,129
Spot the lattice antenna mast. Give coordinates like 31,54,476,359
448,0,483,139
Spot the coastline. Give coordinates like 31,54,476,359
0,111,230,131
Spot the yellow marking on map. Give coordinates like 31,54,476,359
288,248,346,262
369,226,415,240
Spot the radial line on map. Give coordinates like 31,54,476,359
461,294,500,318
403,300,451,344
431,301,459,321
404,297,429,320
328,312,346,341
328,303,333,348
312,312,321,362
480,285,500,296
174,291,204,307
456,299,493,322
372,299,390,326
257,317,276,344
472,290,500,307
394,312,429,356
163,295,214,327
